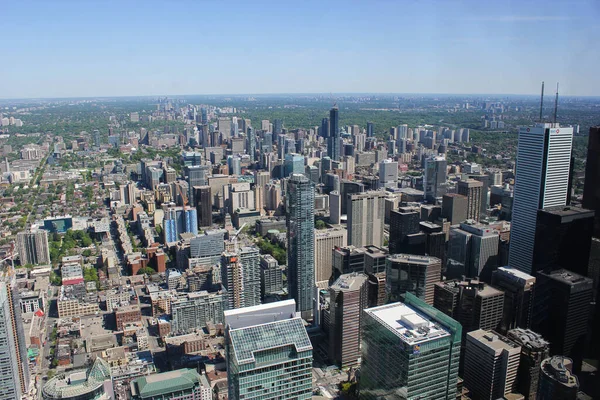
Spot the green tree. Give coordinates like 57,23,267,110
137,266,156,275
315,220,326,230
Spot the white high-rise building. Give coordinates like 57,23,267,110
378,159,398,189
509,123,573,274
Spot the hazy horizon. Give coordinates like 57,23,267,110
2,0,599,98
2,91,600,103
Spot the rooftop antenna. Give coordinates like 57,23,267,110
539,81,545,122
553,82,559,125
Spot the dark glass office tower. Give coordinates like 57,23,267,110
533,205,595,276
320,117,329,138
366,121,374,137
389,208,422,255
273,118,283,135
532,269,593,374
582,126,600,237
194,186,212,228
327,106,341,160
286,174,315,319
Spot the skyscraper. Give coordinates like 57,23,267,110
509,123,573,274
284,153,304,177
359,293,461,399
194,186,212,228
388,208,422,255
225,300,312,400
286,174,315,318
328,273,368,368
366,121,374,138
273,118,283,135
314,227,347,285
463,329,521,400
446,221,499,282
457,179,483,221
327,106,341,161
423,155,447,204
492,266,536,333
533,205,594,276
378,159,398,189
537,356,579,400
582,126,600,237
17,228,50,265
532,269,592,373
239,246,261,307
442,193,468,225
433,279,504,335
320,117,329,138
329,191,341,225
346,191,385,247
246,126,257,162
507,328,550,399
221,247,261,309
0,276,30,399
186,165,210,205
385,254,442,304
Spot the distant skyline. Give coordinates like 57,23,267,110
2,0,599,98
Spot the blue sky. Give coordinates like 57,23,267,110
1,0,599,98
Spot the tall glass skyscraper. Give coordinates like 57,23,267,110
423,155,448,204
225,300,313,400
327,106,341,161
286,174,315,318
359,293,461,399
509,123,573,274
284,153,304,178
0,278,30,399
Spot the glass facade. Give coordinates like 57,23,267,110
286,174,315,314
227,317,313,400
360,293,461,400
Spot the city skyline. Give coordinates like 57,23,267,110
2,1,599,98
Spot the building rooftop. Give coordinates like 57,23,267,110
330,272,368,291
541,356,579,388
507,328,549,350
495,266,536,284
540,205,594,219
224,299,296,329
131,368,205,398
387,253,441,265
228,317,312,366
468,329,520,354
364,302,451,345
540,269,593,287
42,357,111,399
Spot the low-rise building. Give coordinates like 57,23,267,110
115,305,142,331
130,369,211,400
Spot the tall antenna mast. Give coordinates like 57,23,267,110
553,82,559,125
539,81,545,122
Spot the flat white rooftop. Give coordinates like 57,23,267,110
224,299,296,330
497,266,535,281
365,302,450,345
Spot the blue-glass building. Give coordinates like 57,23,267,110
163,208,198,243
284,153,304,178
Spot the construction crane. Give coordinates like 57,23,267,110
231,223,247,253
